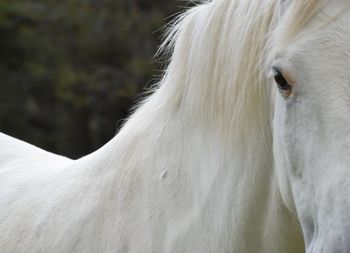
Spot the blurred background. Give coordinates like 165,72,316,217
0,0,182,158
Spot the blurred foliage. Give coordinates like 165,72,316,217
0,0,181,158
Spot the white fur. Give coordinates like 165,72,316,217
272,1,350,252
1,0,347,252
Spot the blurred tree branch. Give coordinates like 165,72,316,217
0,0,181,158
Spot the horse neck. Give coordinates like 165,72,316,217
71,0,304,248
77,89,304,252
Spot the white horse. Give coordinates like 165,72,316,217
1,0,349,252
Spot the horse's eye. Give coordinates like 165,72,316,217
273,69,292,97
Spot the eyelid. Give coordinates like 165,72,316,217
268,66,283,79
271,66,295,86
272,66,282,74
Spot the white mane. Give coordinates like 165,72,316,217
0,0,327,252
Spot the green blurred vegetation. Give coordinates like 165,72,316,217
0,0,180,158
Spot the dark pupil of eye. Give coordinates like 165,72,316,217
274,72,290,90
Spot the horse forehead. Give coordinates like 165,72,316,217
278,0,292,16
287,8,350,56
320,1,350,25
308,14,350,55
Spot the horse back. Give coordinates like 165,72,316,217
0,132,71,169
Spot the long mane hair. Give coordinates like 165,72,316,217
128,0,325,147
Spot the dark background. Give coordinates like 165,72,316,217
0,0,182,158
